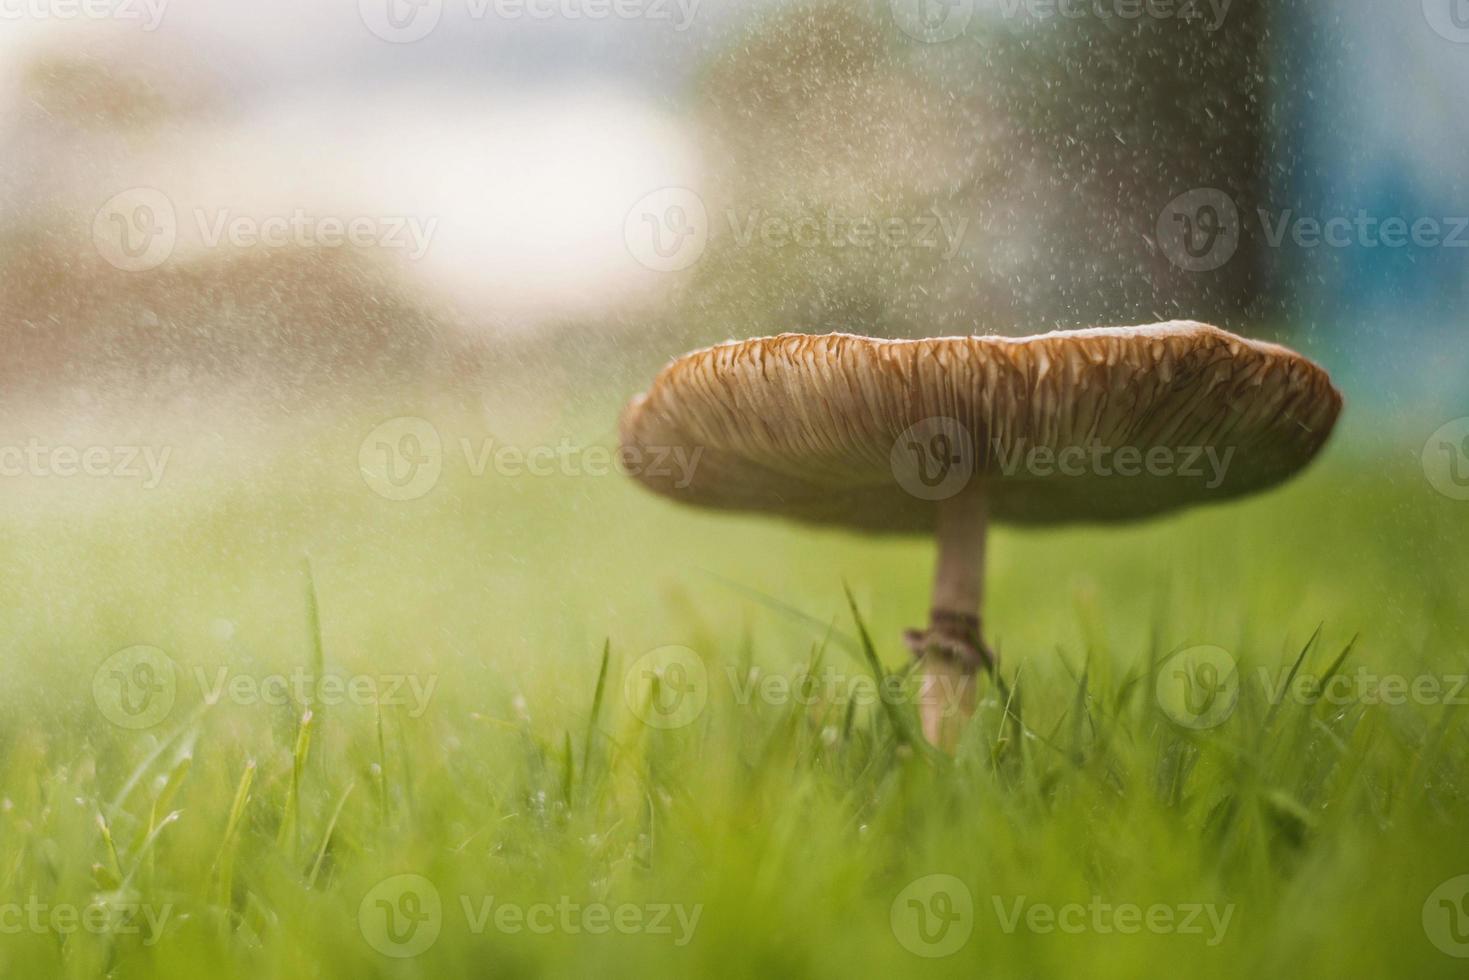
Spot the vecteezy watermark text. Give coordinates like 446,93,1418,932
621,654,982,731
93,188,438,273
359,0,701,43
623,189,970,273
358,417,702,501
887,417,1238,502
193,209,437,260
994,438,1234,488
357,874,701,958
0,440,170,489
1155,644,1466,730
0,897,173,946
726,664,971,714
1157,188,1469,272
92,645,439,729
724,207,969,260
888,0,1229,44
889,874,1234,958
1259,666,1469,708
0,0,167,29
992,0,1231,29
990,895,1234,945
193,666,438,718
460,438,700,486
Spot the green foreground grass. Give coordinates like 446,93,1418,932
0,401,1465,979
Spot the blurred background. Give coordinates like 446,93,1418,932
0,0,1464,690
2,11,1467,977
2,0,1465,423
3,11,1467,977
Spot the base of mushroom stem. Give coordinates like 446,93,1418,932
902,611,995,749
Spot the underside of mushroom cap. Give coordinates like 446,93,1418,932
618,321,1343,533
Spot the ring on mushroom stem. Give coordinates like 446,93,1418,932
619,321,1343,753
901,613,991,673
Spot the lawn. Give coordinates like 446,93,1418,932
0,392,1465,978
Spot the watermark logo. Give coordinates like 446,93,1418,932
889,0,974,43
1423,0,1469,43
94,188,177,273
891,874,974,957
1422,417,1469,501
359,0,443,41
93,646,178,730
1424,875,1469,957
1156,645,1238,729
891,418,975,501
359,417,444,501
360,874,444,958
1156,188,1240,273
623,646,708,730
625,187,708,273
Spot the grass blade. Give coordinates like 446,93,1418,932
842,583,933,758
1262,623,1323,733
583,640,611,780
304,556,326,707
306,781,355,888
277,708,315,854
213,759,257,909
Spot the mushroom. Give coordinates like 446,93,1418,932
619,321,1342,748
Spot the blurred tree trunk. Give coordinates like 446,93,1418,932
977,0,1272,330
683,0,1277,344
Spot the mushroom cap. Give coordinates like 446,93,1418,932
618,321,1343,532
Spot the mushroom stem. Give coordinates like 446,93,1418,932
933,488,987,618
905,488,992,750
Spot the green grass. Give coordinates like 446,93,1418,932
0,398,1466,978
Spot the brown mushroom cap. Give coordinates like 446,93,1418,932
619,321,1342,532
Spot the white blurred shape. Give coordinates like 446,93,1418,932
168,87,702,324
0,11,705,329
